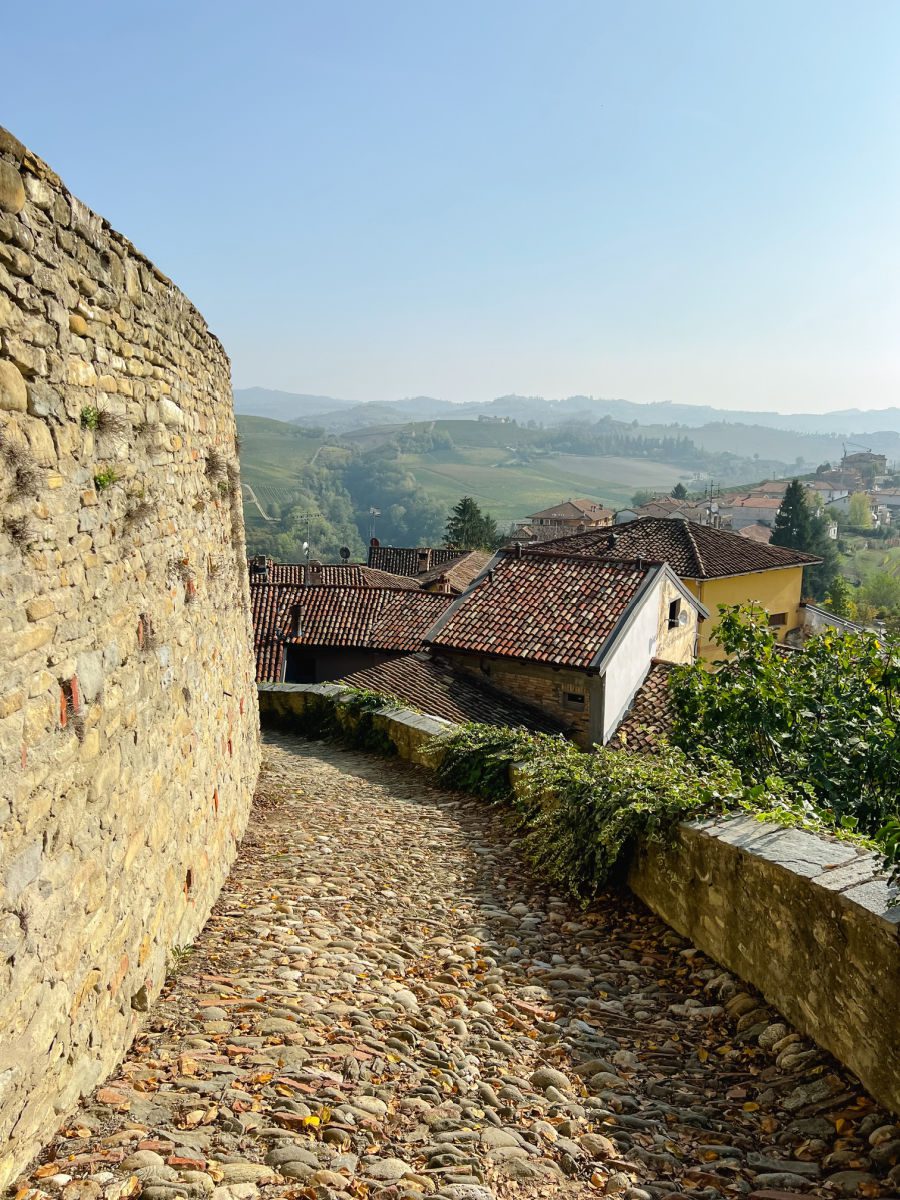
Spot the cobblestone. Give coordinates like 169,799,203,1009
11,735,898,1200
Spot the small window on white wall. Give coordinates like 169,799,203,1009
668,599,682,629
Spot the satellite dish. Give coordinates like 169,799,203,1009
339,546,351,561
370,536,381,548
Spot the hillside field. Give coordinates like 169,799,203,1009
236,414,697,524
398,449,693,519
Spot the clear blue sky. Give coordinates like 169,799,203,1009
6,1,900,412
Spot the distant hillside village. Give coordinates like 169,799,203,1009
247,444,900,746
249,511,833,749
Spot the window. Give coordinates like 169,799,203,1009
667,599,682,629
561,691,585,710
768,612,788,627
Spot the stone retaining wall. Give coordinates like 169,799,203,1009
259,682,900,1114
1,127,260,1187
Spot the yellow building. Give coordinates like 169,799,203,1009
538,518,820,660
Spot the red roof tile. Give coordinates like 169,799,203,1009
367,545,462,577
250,583,454,681
340,653,568,733
416,550,493,593
609,660,676,753
429,552,654,668
252,561,420,589
538,517,821,578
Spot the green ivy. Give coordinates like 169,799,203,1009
427,723,815,901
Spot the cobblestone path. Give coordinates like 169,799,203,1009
15,736,899,1200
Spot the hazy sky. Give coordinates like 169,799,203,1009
6,1,900,412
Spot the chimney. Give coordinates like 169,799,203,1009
436,572,451,594
307,559,323,586
249,554,269,583
514,541,523,559
417,547,432,574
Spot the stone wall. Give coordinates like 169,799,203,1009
258,683,900,1115
437,651,599,744
628,817,900,1115
0,127,260,1187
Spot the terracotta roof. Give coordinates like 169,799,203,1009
285,586,452,651
366,592,455,651
633,499,708,519
340,653,568,734
737,522,774,544
367,545,462,578
251,583,299,683
416,550,493,593
724,493,784,510
250,583,454,681
251,562,420,589
429,551,654,668
537,518,821,579
527,499,614,522
609,660,676,753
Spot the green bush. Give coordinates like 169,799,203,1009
429,723,810,901
669,603,900,891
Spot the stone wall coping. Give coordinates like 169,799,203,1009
0,124,227,357
690,815,899,924
258,682,451,738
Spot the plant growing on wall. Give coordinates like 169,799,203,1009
205,448,228,484
1,437,40,499
3,513,34,549
93,467,120,492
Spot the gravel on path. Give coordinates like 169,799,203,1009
12,734,899,1200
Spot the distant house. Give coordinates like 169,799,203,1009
251,583,453,683
618,497,720,526
365,544,493,595
870,487,900,518
737,522,774,544
537,518,821,660
806,479,851,505
827,492,891,528
520,499,615,532
719,492,785,531
427,544,705,748
842,450,887,481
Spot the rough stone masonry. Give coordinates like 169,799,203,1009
0,126,260,1188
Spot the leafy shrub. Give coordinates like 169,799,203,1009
670,603,900,890
429,723,809,901
80,406,100,430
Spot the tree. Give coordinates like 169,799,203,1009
847,492,873,529
671,482,688,499
444,496,499,551
630,489,655,508
771,480,813,550
860,571,900,613
771,480,840,600
825,575,856,619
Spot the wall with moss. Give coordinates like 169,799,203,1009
0,126,260,1186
